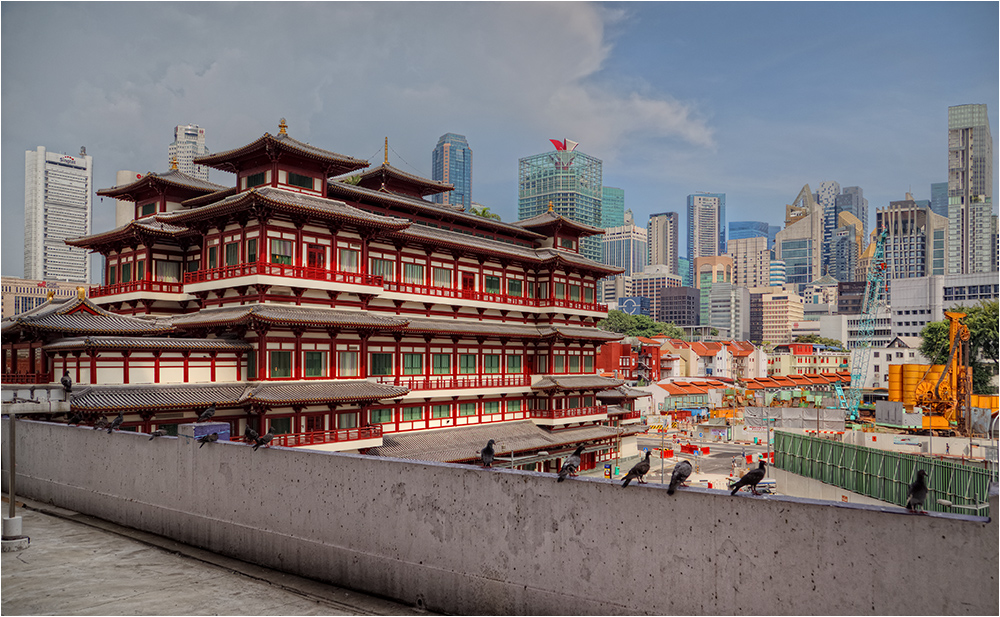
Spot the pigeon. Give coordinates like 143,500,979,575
107,411,124,434
148,429,166,440
198,404,216,422
66,411,83,425
906,469,928,513
731,461,767,496
244,426,259,444
481,439,496,467
61,370,73,393
93,415,109,430
557,445,585,482
667,460,693,495
198,432,219,448
622,450,652,487
253,430,273,451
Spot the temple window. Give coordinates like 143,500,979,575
507,399,522,413
402,406,422,421
459,354,476,374
554,282,565,299
432,353,450,375
269,417,291,435
459,402,477,417
338,351,359,377
370,353,393,376
484,275,500,294
403,263,424,285
432,267,451,287
403,353,423,375
338,413,358,429
187,259,200,273
304,351,326,377
432,404,451,418
136,260,145,281
339,248,359,272
208,246,218,269
247,239,258,263
584,287,594,303
270,239,292,265
553,355,566,373
584,356,594,373
225,242,239,266
370,257,394,281
287,172,314,189
507,279,522,297
246,171,266,188
139,202,156,217
483,354,500,374
570,284,581,302
371,408,392,423
507,355,522,374
569,356,580,373
121,263,132,283
483,401,499,415
109,265,116,285
270,351,292,378
156,261,180,282
560,238,574,250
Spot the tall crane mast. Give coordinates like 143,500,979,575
845,228,889,421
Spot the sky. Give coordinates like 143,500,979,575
2,2,998,283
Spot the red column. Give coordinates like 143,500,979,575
89,350,97,384
122,351,130,384
359,336,368,379
182,351,190,382
293,332,302,379
210,351,217,382
153,351,161,384
235,352,242,381
27,345,36,378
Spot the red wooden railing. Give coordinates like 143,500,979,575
90,280,184,298
1,372,52,384
373,374,530,390
381,280,607,312
530,405,608,420
183,263,383,287
232,425,382,447
608,409,641,420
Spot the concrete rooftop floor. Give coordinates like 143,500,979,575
1,497,429,616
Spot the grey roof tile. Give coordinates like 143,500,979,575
170,304,409,330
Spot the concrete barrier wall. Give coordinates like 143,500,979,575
3,418,997,615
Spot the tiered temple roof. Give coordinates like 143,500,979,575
1,296,172,338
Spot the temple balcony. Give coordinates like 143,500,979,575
183,263,384,295
380,280,607,314
530,404,609,427
607,407,642,424
90,280,193,302
231,424,382,452
372,373,531,392
1,372,53,385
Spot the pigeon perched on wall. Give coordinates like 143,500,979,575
557,445,585,482
93,415,109,430
481,439,496,467
667,460,693,495
66,411,82,425
730,461,767,496
906,469,928,513
244,426,259,444
198,404,216,422
148,429,166,440
622,450,652,487
61,370,73,393
253,430,273,451
107,411,124,434
198,432,219,448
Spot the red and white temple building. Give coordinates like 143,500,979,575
2,120,648,473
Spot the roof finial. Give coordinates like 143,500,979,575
46,290,55,302
76,287,86,300
279,118,288,134
384,136,389,166
548,200,554,213
170,156,178,171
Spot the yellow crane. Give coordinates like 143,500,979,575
914,311,972,434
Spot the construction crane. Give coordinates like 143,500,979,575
844,228,889,422
915,311,972,434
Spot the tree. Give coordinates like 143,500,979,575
919,300,998,395
793,335,847,351
471,206,501,221
597,310,685,339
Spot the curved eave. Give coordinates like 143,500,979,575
43,337,252,353
66,220,192,249
96,172,228,201
541,252,625,276
516,213,606,237
181,186,240,208
350,164,455,197
194,133,369,175
160,188,411,232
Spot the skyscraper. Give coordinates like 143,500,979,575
727,236,771,289
168,124,209,181
818,182,868,278
930,181,949,218
876,193,949,280
601,210,647,277
947,104,993,274
431,133,472,208
774,185,824,288
647,211,679,275
687,193,725,260
601,186,624,228
729,221,769,241
24,146,93,283
519,139,603,262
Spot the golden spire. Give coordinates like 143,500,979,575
384,137,389,166
278,118,288,134
46,290,55,302
170,156,178,171
547,201,554,213
76,286,86,300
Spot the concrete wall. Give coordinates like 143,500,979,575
3,418,997,616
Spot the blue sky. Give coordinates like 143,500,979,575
2,2,997,282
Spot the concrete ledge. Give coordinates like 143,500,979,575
3,418,997,615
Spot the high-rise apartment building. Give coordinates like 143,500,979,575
601,210,647,277
24,146,93,283
930,181,949,218
875,194,949,281
774,185,824,288
817,182,868,278
431,133,472,208
761,291,804,345
660,286,700,327
727,236,771,289
647,212,680,275
947,104,993,274
729,220,770,245
168,124,209,181
687,193,725,259
519,139,603,262
601,186,625,228
693,255,733,325
708,283,750,340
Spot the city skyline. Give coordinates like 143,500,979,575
2,2,997,281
